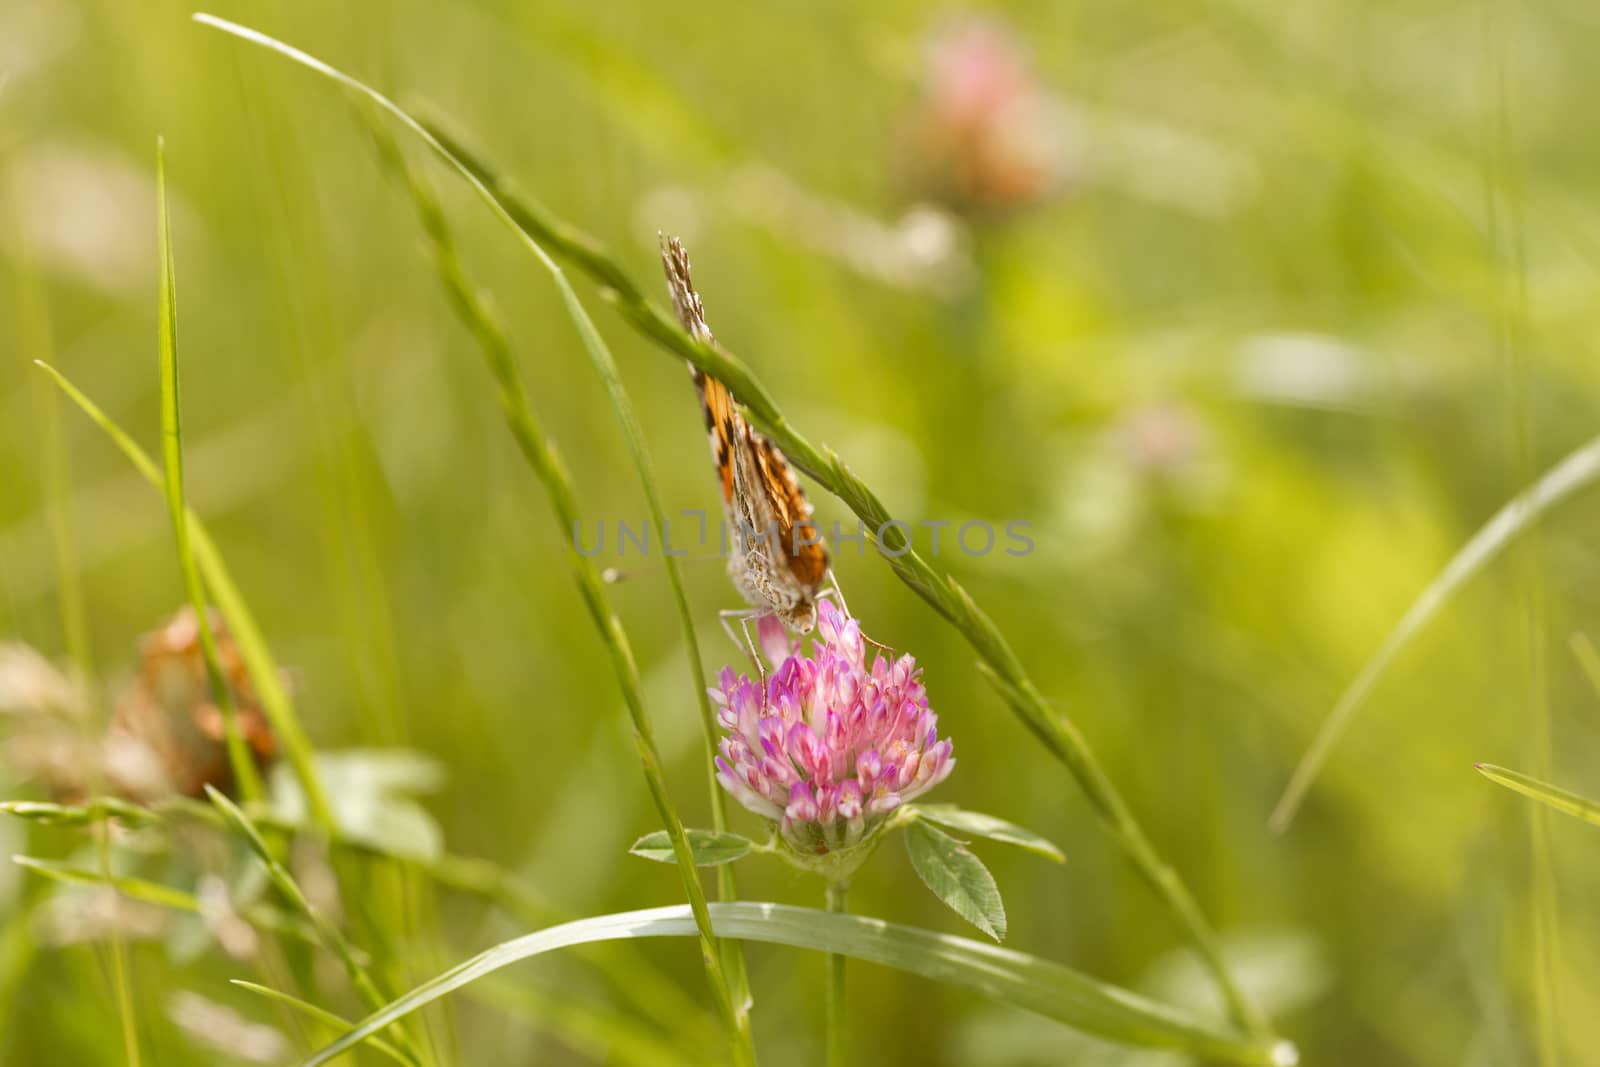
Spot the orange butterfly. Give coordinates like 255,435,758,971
660,236,830,635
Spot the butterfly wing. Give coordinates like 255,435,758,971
660,235,829,599
751,432,829,588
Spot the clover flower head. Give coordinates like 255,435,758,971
712,601,954,862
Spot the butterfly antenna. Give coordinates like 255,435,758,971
602,553,726,584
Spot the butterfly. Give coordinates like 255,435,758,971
660,236,830,635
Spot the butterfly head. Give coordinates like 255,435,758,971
777,598,817,635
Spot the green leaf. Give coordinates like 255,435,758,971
291,902,1289,1067
630,830,753,867
1476,763,1600,829
912,804,1066,863
231,982,409,1065
905,819,1007,942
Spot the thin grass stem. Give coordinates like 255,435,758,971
155,139,263,803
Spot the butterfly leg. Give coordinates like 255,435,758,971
823,572,895,657
719,608,767,687
822,572,849,614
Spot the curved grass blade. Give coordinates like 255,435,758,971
1271,433,1600,832
14,854,206,915
12,854,328,951
32,361,335,830
155,139,262,803
295,902,1293,1067
231,982,408,1065
911,804,1066,863
1476,763,1600,829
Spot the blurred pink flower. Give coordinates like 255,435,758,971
901,16,1069,213
714,602,954,857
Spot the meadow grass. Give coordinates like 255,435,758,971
5,5,1599,1066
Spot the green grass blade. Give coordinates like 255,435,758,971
1476,763,1600,829
295,902,1294,1067
155,139,262,804
231,982,408,1065
1270,433,1600,832
14,855,202,916
1569,632,1600,703
12,855,328,950
33,360,334,829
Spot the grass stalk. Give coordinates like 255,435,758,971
154,139,263,803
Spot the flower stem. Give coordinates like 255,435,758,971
825,881,848,1067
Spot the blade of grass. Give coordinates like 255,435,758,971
295,902,1295,1067
28,236,139,1067
1270,432,1600,832
1476,763,1600,829
11,854,328,950
155,139,262,804
366,120,753,1029
15,855,212,915
1487,23,1563,1063
1568,632,1600,704
189,14,1265,1040
231,982,408,1065
33,360,335,830
204,787,424,1067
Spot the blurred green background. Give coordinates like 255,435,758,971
4,0,1600,1063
